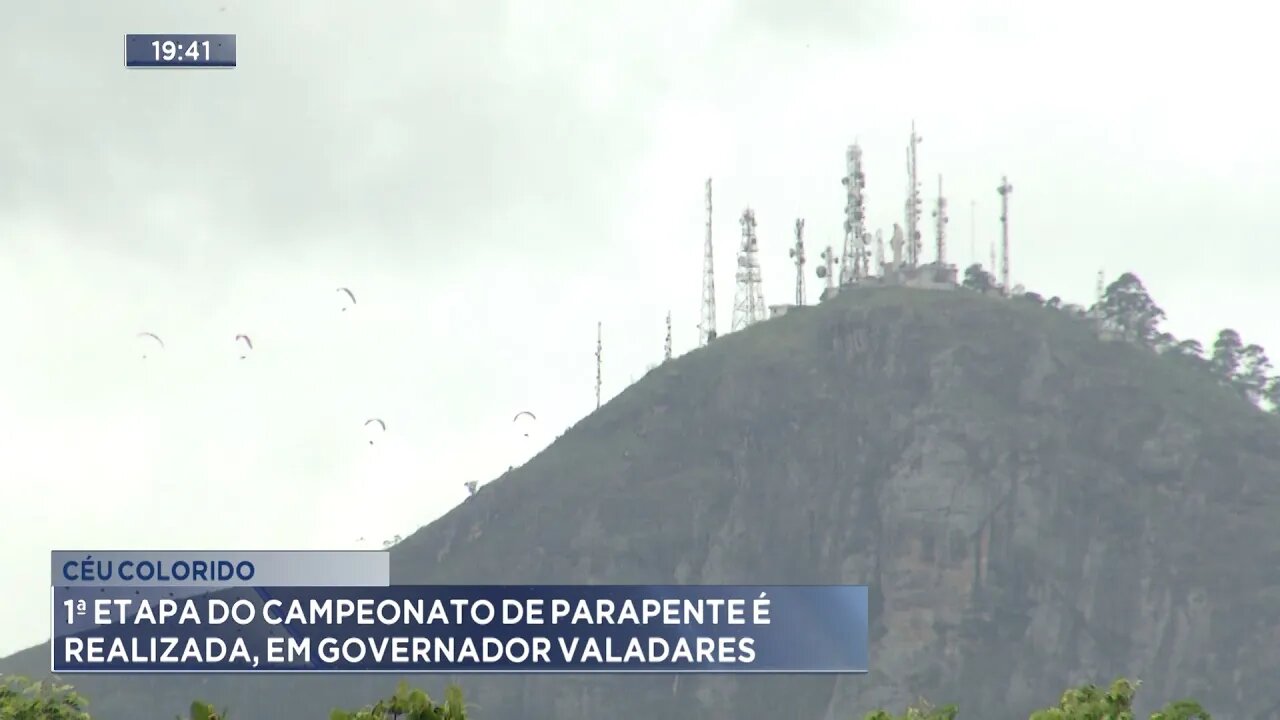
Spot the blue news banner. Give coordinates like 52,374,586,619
50,551,868,673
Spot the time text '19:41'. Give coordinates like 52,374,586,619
125,34,236,68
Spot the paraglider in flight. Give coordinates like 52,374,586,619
235,334,253,359
137,332,164,359
364,418,386,445
513,410,536,437
464,480,478,497
337,287,357,311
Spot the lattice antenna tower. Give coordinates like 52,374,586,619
840,143,868,284
904,121,924,267
997,176,1013,293
1095,268,1105,304
664,311,672,361
932,175,948,265
789,218,807,305
699,178,717,345
594,322,602,409
818,246,839,295
874,229,885,275
731,208,766,329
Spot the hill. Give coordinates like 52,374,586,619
4,285,1280,719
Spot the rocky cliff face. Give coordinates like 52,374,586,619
5,286,1280,719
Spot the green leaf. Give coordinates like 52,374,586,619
189,700,214,720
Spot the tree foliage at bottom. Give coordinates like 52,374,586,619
0,673,1216,720
864,678,1211,720
0,675,91,720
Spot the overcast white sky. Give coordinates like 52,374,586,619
1,0,1276,657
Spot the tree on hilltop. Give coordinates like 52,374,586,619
1210,329,1243,378
1238,343,1273,403
1208,330,1277,407
961,263,995,293
1097,272,1166,346
1264,377,1280,412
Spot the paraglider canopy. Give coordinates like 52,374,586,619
337,287,357,311
513,411,536,437
235,334,253,359
364,418,385,445
137,332,164,359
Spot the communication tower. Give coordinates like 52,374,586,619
699,179,717,345
840,144,868,284
817,246,838,298
874,229,885,274
998,176,1012,293
904,122,924,267
889,224,905,269
664,311,672,361
1096,268,1105,304
932,175,948,265
595,322,602,410
731,208,767,329
789,219,806,305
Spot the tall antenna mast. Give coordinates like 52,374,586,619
699,179,717,344
789,218,806,305
969,200,976,266
595,322,602,409
664,311,672,361
932,175,948,265
874,230,885,275
841,144,868,284
1095,268,1105,304
904,121,924,268
997,176,1013,293
731,208,766,329
818,246,838,296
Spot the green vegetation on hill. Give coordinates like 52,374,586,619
964,263,1280,413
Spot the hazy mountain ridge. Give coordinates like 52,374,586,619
4,285,1280,719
